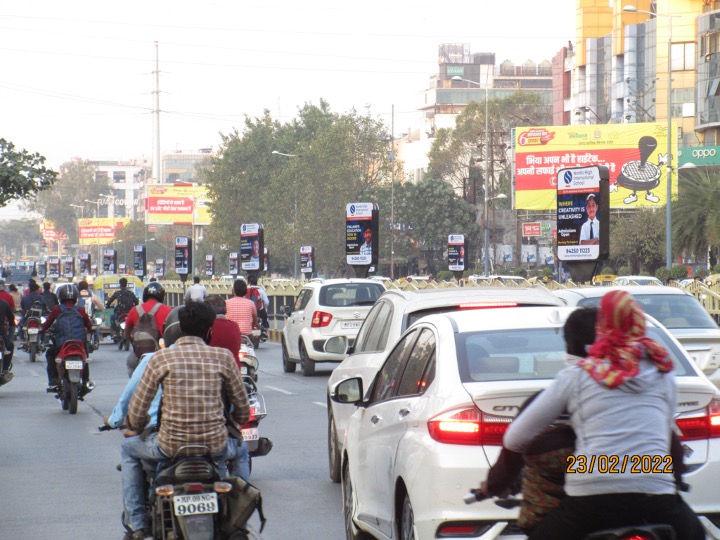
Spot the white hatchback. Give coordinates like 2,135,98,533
332,307,720,540
280,278,385,376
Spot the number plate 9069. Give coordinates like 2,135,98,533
173,493,218,516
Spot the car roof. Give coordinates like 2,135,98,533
379,286,564,311
554,285,687,302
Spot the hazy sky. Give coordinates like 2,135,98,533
1,0,575,176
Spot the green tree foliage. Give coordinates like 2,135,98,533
205,101,393,276
29,159,111,242
608,209,664,274
0,219,43,260
0,139,57,207
673,169,720,265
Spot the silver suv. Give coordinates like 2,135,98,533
280,278,386,376
326,286,564,482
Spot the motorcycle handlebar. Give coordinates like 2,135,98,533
98,424,115,432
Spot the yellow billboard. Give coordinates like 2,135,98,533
78,218,130,245
146,184,211,226
514,122,676,210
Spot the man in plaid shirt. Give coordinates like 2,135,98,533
120,301,250,540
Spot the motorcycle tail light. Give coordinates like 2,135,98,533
155,484,175,496
185,483,204,494
311,311,332,327
214,482,232,493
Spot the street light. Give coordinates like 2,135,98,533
451,75,497,275
574,106,603,124
624,4,676,269
271,150,299,279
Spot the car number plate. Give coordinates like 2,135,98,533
173,493,218,516
27,328,40,335
242,427,259,441
240,365,248,375
341,321,362,329
65,360,83,370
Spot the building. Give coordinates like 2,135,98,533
91,158,152,220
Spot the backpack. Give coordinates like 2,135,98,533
219,476,266,535
116,289,137,315
54,304,86,346
246,286,263,312
131,303,162,357
78,290,93,318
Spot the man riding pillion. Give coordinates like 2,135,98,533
123,282,172,377
78,280,104,348
246,274,269,341
226,279,258,339
105,277,139,339
121,301,250,540
18,281,47,342
0,293,16,386
40,283,94,393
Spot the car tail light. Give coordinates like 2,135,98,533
311,311,333,327
458,301,519,310
427,407,510,445
436,522,493,537
676,398,720,441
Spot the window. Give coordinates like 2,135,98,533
293,289,312,311
396,329,436,396
671,42,695,71
369,330,417,403
355,301,393,353
113,171,126,183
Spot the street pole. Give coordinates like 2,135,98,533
483,82,490,276
390,104,395,280
271,150,300,279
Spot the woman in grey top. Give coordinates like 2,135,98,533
504,290,704,539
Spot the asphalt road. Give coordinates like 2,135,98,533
0,338,344,539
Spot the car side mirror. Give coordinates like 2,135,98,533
280,305,291,316
331,377,364,405
324,336,349,355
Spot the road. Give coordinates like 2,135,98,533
0,338,345,539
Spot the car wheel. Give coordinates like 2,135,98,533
343,460,371,540
399,492,415,540
299,341,315,377
328,403,341,483
281,339,296,373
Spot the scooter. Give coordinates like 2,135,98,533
48,339,93,414
238,337,272,462
112,312,130,351
86,316,102,355
464,490,677,539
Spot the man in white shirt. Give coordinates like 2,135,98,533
579,194,600,246
184,276,208,303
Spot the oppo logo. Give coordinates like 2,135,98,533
692,148,716,158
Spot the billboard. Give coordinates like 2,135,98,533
78,218,130,245
447,234,466,272
146,184,211,225
514,122,676,210
345,203,379,266
240,224,263,272
300,246,314,274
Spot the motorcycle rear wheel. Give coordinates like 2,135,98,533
29,342,37,363
61,383,70,411
68,382,78,414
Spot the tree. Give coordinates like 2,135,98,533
672,169,720,266
205,101,393,277
0,139,58,207
608,209,664,274
28,159,110,242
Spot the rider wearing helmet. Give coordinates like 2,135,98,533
123,282,172,377
41,283,93,392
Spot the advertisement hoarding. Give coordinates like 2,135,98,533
345,203,379,266
78,218,130,245
146,184,211,225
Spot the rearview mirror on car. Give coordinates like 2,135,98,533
324,336,349,355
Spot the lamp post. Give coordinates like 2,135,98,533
85,199,103,273
271,150,299,280
624,5,675,269
574,106,603,124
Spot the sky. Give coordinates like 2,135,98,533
0,0,575,218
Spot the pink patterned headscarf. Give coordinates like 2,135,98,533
577,290,673,388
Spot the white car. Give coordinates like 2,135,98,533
331,306,720,540
554,286,720,387
280,278,386,376
326,286,564,483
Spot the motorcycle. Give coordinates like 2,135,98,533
48,339,93,414
97,431,254,540
86,316,103,355
238,337,272,462
112,312,130,351
24,306,46,363
248,327,262,350
0,335,12,387
464,490,677,539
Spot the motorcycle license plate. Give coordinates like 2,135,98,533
240,365,248,375
27,328,39,335
242,427,259,441
65,360,83,370
173,493,218,516
251,329,261,337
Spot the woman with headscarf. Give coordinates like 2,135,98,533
504,290,704,539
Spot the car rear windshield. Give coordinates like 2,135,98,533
456,326,692,382
320,283,385,307
576,294,718,330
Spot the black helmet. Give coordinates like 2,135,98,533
57,283,79,303
162,306,183,348
143,282,166,303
